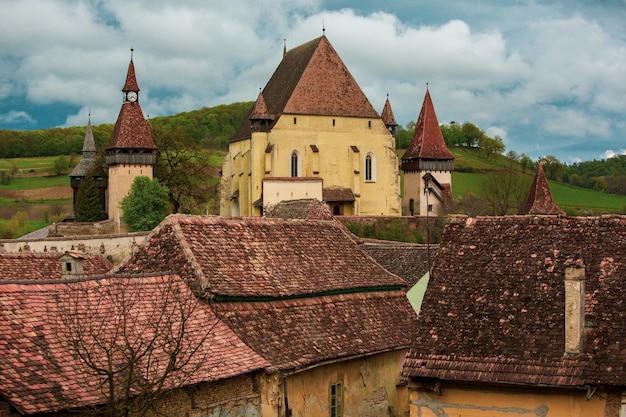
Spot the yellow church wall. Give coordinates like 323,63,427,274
108,164,153,231
408,384,608,417
273,350,407,417
220,114,401,216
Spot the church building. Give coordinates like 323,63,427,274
220,35,401,217
105,54,156,232
401,88,454,216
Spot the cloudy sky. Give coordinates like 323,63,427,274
0,0,625,163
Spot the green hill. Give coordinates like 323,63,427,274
448,147,626,215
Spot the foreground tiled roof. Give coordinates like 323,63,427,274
0,274,269,414
402,89,454,163
265,199,335,220
323,187,355,202
402,215,626,387
362,241,436,287
212,290,418,372
232,36,380,141
518,164,565,215
117,215,404,298
0,252,112,280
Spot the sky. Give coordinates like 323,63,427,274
0,0,625,163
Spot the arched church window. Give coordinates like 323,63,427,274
365,152,376,182
291,150,301,177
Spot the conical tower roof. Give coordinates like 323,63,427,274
122,59,140,92
106,58,155,151
518,164,565,215
250,91,272,121
81,117,96,156
232,36,379,141
402,89,454,162
381,97,397,127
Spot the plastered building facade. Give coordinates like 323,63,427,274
220,36,401,217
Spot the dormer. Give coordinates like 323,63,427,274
61,251,85,279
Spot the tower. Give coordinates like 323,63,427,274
401,88,454,216
106,52,156,232
69,115,107,218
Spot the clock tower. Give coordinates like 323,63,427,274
106,51,156,232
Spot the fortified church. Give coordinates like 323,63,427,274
72,36,454,232
220,34,454,217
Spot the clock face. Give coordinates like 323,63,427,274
126,91,138,102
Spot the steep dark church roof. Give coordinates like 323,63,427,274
402,89,454,164
232,36,380,141
106,60,155,151
518,164,565,215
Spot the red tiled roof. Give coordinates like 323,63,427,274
106,102,155,150
250,91,272,120
362,241,435,287
518,164,565,215
0,252,112,280
381,97,398,127
116,215,404,298
402,215,626,387
265,198,335,220
212,290,418,371
402,89,454,162
0,274,269,414
232,36,380,141
323,187,355,202
122,60,140,92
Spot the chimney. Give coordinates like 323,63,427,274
564,258,585,354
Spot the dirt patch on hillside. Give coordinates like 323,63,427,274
0,186,73,200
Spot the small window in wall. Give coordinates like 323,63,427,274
293,117,297,124
428,204,433,212
330,382,342,417
291,150,301,177
364,152,376,182
409,198,415,216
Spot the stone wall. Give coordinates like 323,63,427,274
0,231,148,265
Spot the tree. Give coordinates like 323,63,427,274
51,275,214,417
480,168,532,215
53,155,69,175
441,121,464,147
152,125,217,214
479,135,506,159
538,155,565,181
120,176,170,232
75,173,104,222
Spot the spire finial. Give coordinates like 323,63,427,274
130,47,134,61
426,82,429,90
322,20,326,36
283,38,287,58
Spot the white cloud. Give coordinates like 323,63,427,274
0,110,36,125
602,149,626,159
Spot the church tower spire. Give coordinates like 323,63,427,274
518,164,565,215
401,88,454,216
106,51,156,232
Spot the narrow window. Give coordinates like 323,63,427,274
66,262,72,272
409,199,415,216
293,117,297,125
291,150,300,177
368,120,371,128
428,204,433,212
364,152,376,182
332,119,336,126
330,382,342,417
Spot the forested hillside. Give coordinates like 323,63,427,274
1,101,625,197
0,101,253,158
